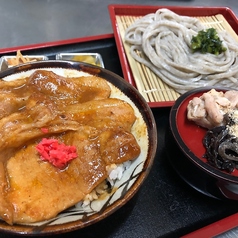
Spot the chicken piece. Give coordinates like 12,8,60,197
202,92,225,126
187,89,232,129
187,97,206,118
27,70,111,104
187,96,213,128
224,90,238,108
3,126,108,224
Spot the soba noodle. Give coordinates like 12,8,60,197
124,9,238,94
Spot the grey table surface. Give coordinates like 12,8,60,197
0,0,237,49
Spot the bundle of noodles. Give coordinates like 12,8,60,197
124,9,238,94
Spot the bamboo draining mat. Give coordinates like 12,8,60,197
116,14,238,103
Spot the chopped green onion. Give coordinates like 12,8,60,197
190,28,227,55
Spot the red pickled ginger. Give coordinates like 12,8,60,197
36,138,77,169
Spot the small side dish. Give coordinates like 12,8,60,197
187,89,238,173
56,53,104,67
169,87,238,200
0,50,48,71
6,50,40,66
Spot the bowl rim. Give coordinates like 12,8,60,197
0,60,157,235
169,86,238,184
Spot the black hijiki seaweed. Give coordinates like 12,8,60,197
203,125,238,173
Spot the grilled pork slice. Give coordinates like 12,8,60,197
98,129,141,165
1,126,140,224
0,92,28,120
4,126,106,224
0,98,136,161
0,70,111,119
67,98,136,132
27,70,111,105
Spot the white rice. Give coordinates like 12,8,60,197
82,161,132,207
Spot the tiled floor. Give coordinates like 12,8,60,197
0,0,237,49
